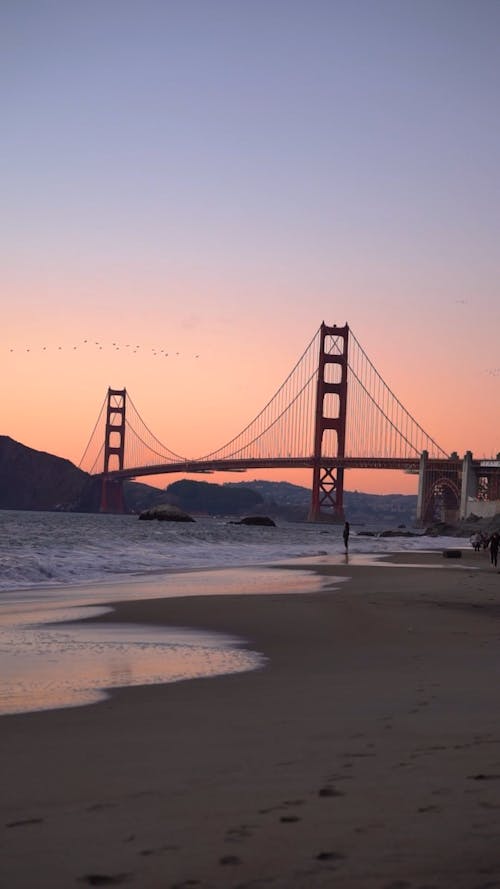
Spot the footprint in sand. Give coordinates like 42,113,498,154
219,855,242,865
318,786,345,798
315,851,346,862
280,814,300,823
6,817,43,828
79,875,130,886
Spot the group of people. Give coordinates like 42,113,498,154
470,530,500,567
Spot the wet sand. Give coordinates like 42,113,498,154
2,549,500,888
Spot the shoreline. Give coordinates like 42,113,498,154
3,550,500,887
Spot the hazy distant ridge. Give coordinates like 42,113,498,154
164,479,417,525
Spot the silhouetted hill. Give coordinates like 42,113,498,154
165,479,263,516
165,479,418,525
123,480,177,514
0,436,89,510
0,437,174,513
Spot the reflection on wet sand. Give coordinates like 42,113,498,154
0,621,265,716
0,564,339,716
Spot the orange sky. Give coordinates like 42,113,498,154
2,2,499,496
1,302,498,496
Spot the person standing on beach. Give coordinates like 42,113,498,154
470,532,481,552
489,531,500,567
343,521,350,550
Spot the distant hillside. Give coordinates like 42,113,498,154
0,436,174,513
166,478,418,525
344,490,417,526
165,479,263,516
228,480,417,525
0,436,88,510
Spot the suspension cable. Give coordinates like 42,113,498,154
78,392,107,468
126,391,187,461
196,326,321,460
348,331,448,457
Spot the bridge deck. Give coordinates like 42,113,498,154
95,456,464,481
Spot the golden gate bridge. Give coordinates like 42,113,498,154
79,323,500,524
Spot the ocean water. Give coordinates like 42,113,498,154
0,509,461,593
0,510,465,716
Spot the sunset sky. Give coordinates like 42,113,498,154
2,0,499,495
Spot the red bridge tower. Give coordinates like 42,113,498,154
100,388,126,514
308,323,349,522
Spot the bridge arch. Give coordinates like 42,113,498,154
422,476,461,525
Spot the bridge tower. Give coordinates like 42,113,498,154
100,388,126,514
308,322,349,522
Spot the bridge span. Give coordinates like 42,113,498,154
101,456,423,480
79,323,500,524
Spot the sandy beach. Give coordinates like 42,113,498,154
2,550,500,888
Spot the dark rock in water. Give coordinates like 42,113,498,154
138,504,195,522
379,529,422,538
237,515,276,527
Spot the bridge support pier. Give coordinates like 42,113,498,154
462,455,500,519
460,451,475,520
308,322,348,522
416,451,428,525
100,477,125,514
100,388,127,514
417,450,500,525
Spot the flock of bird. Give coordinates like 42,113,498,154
6,340,200,358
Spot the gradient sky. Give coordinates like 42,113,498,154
2,0,499,494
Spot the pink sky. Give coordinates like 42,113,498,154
2,2,499,496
